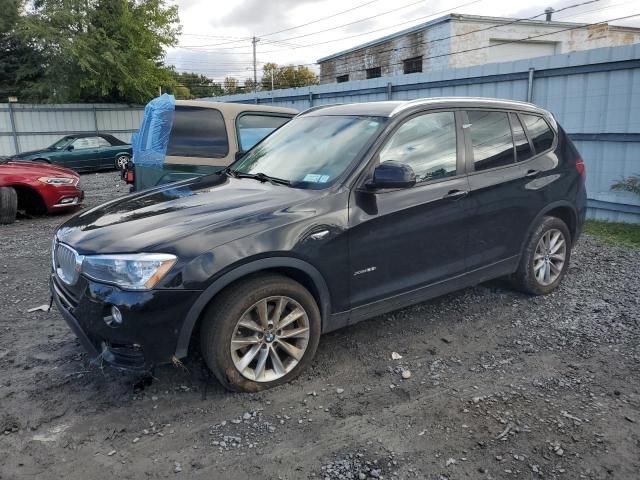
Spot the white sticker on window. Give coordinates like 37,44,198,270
302,174,331,183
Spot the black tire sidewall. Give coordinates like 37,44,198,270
520,216,572,295
0,187,18,224
200,274,321,392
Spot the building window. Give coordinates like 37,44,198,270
336,74,349,83
366,67,381,79
403,56,423,74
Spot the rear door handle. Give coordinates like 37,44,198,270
525,169,540,178
443,189,469,200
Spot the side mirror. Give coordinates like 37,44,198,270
235,150,245,161
66,145,74,151
367,161,416,189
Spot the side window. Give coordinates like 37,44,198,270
167,106,228,158
94,137,111,148
237,114,290,151
72,137,95,150
520,114,554,153
509,113,533,162
467,111,515,171
379,111,457,183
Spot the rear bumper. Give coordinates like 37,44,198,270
50,274,201,371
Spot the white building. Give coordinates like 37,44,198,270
318,13,640,83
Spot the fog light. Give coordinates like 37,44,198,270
104,305,124,327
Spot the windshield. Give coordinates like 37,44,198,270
232,115,386,188
49,137,73,150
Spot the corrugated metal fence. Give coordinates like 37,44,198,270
209,43,640,223
0,103,143,156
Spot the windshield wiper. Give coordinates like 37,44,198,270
219,166,237,178
231,171,291,186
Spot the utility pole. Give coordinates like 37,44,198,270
252,36,260,101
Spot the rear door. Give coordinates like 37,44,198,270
463,109,557,270
348,110,471,308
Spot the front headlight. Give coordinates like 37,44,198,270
81,253,177,290
38,176,76,185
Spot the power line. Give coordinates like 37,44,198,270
259,0,382,37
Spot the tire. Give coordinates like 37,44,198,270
0,187,18,224
509,216,572,295
115,154,130,171
200,273,321,392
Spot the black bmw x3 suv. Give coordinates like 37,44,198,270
51,97,586,391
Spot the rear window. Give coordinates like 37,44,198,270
237,114,290,151
166,106,228,158
520,114,554,153
467,111,515,171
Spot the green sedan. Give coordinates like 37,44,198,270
12,134,132,172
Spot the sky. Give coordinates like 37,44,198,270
165,0,640,83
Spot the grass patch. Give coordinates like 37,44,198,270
583,220,640,248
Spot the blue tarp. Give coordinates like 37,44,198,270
132,94,175,168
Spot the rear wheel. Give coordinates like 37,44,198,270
0,187,18,224
510,216,571,295
115,154,130,170
200,273,321,392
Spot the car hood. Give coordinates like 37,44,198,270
11,149,50,159
0,160,78,178
56,174,318,255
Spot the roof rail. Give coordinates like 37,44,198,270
296,104,344,117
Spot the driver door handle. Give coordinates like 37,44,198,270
443,189,469,200
525,169,540,178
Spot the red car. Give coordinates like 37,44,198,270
0,158,84,224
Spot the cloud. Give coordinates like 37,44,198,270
213,0,325,32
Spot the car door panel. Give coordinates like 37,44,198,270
348,176,470,307
464,110,559,271
347,109,470,309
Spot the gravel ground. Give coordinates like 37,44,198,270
0,172,639,480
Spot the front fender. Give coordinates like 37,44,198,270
174,257,330,359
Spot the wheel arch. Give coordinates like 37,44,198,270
174,257,331,359
519,201,578,258
9,183,47,214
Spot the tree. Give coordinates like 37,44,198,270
223,76,240,95
12,0,180,103
0,0,46,101
174,85,190,99
260,63,318,91
612,175,640,195
167,71,223,98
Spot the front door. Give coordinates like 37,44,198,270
348,110,470,309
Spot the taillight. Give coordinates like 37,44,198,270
126,170,134,184
575,157,586,183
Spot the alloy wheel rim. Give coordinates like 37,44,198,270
117,156,129,169
533,228,566,286
230,296,310,382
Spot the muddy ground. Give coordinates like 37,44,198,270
0,172,638,480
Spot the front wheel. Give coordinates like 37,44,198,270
115,154,130,170
509,216,572,295
0,187,18,224
200,273,321,392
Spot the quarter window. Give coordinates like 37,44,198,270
509,113,533,162
237,114,290,151
166,106,228,158
94,137,111,148
379,111,457,183
467,111,515,171
520,114,554,153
